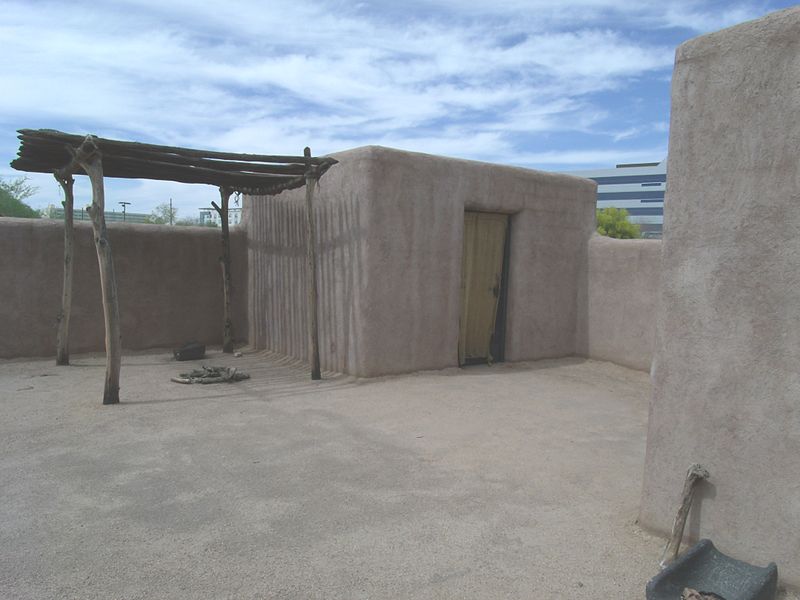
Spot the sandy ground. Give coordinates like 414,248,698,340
1,350,794,599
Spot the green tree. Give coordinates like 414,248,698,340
0,177,40,218
596,207,641,239
147,202,177,225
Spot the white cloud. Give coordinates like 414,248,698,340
0,0,784,212
612,127,643,142
511,147,668,167
660,4,769,31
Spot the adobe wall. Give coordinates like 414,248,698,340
247,145,596,377
577,236,661,371
0,218,248,359
640,7,800,586
246,148,371,375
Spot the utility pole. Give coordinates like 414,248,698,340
169,197,174,225
118,201,131,221
212,189,234,353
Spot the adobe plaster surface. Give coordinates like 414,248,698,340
640,6,800,587
247,146,596,377
577,235,661,371
0,218,248,358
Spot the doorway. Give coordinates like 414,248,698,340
458,211,510,366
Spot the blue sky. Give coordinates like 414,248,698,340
1,0,795,217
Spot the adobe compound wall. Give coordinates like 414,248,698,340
246,147,371,375
247,145,597,377
0,218,247,359
640,7,800,587
577,236,661,371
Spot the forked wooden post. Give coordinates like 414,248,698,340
73,137,122,405
54,172,75,366
212,187,234,353
304,147,321,380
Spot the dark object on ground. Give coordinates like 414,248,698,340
647,539,777,600
171,365,250,384
174,342,206,361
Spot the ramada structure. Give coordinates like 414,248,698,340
10,129,337,401
2,5,799,591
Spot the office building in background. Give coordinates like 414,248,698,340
568,159,666,238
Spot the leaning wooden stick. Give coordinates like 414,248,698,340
660,463,710,568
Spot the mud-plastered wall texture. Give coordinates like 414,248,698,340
0,219,248,358
640,7,800,587
576,235,662,372
246,145,597,377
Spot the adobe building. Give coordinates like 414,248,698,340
2,4,797,590
245,146,597,377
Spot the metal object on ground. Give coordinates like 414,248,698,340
647,539,777,600
173,342,206,361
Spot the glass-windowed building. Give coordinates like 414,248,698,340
567,159,666,238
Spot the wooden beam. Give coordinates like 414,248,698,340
10,156,314,194
18,128,330,165
304,147,322,380
12,129,339,197
54,172,75,366
107,150,309,175
11,158,316,194
74,136,122,405
14,140,309,175
12,154,295,186
212,188,234,354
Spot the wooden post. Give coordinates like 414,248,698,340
73,137,122,405
212,187,234,353
304,147,321,380
660,463,710,568
54,172,75,366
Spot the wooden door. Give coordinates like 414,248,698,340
459,211,509,365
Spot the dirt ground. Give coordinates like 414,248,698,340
1,351,794,599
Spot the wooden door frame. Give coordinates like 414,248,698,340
458,210,512,366
489,216,512,363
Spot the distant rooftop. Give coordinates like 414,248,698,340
615,162,661,168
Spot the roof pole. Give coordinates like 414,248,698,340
304,147,321,380
73,136,122,404
54,172,75,366
213,187,234,353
